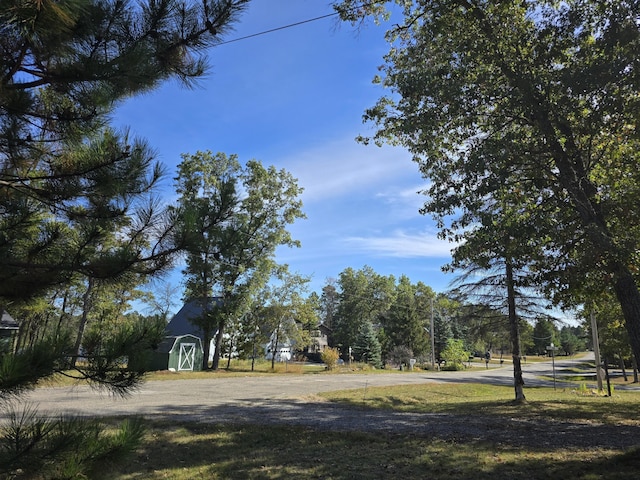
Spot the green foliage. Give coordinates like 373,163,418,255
335,0,640,373
78,314,166,392
440,339,469,370
173,151,305,369
333,266,395,356
258,271,313,368
587,294,634,363
381,276,431,359
0,0,250,299
0,336,70,400
559,326,586,356
0,403,145,479
320,347,340,371
531,319,558,356
0,0,250,472
353,320,382,368
318,282,339,329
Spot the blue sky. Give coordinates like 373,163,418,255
114,0,457,297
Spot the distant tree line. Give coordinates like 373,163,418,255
314,266,593,370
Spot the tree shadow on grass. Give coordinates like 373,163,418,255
97,414,640,480
88,396,640,449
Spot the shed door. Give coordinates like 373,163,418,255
178,343,196,371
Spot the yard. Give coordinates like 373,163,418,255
87,382,640,480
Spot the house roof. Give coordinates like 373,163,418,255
166,297,223,337
0,310,18,330
317,323,332,333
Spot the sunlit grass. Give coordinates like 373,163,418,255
35,360,328,387
319,383,640,425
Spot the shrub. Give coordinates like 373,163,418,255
320,348,340,371
440,339,469,370
0,403,145,478
386,345,414,368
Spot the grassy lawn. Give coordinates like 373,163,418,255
97,422,640,480
319,382,640,423
90,382,640,480
26,355,640,479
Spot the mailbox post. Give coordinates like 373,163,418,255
546,342,559,390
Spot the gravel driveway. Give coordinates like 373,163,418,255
15,354,640,449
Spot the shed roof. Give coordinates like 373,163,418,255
0,310,18,330
166,297,223,337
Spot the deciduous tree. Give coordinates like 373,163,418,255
381,276,431,360
174,151,305,369
333,266,395,359
259,270,312,369
440,338,469,371
335,0,640,367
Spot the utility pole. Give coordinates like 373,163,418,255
430,297,436,370
590,310,604,391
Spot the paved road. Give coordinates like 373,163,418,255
16,354,594,420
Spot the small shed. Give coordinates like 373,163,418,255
150,334,204,372
0,310,19,353
167,298,224,362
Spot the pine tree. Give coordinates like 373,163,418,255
0,0,250,299
0,1,249,476
354,320,382,368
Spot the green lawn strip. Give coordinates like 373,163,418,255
319,383,640,425
548,360,637,385
96,421,639,480
36,361,328,387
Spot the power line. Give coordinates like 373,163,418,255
216,12,340,46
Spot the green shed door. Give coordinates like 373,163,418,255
178,343,196,371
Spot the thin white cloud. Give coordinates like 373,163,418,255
343,230,457,258
374,183,428,219
282,138,415,203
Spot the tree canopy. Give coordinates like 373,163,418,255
0,0,250,299
335,0,640,362
173,151,305,369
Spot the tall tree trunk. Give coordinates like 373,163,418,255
226,336,233,369
55,290,70,342
506,260,525,403
202,329,211,370
619,353,628,382
613,270,640,372
72,277,94,367
212,321,225,370
271,324,281,370
251,332,257,372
